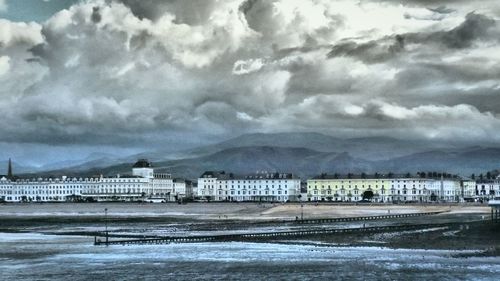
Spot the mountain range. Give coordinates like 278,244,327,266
12,132,500,180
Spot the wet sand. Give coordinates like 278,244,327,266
0,202,490,220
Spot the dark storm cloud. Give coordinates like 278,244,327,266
239,0,277,35
428,6,455,14
369,0,470,4
327,35,404,63
118,0,217,24
413,13,497,49
91,6,102,23
328,13,497,63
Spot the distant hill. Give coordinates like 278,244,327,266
176,132,451,160
38,152,121,171
14,132,500,180
381,147,500,175
3,161,38,175
19,145,500,180
19,146,371,179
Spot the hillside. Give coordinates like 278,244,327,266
19,145,500,180
176,132,450,161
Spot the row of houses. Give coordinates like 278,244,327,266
1,159,499,203
197,171,500,203
0,159,192,203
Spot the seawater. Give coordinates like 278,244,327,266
1,233,499,280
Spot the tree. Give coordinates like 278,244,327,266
430,193,437,202
487,172,492,180
470,174,476,180
361,173,367,179
362,190,374,201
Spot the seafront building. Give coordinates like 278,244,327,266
306,174,492,203
0,159,191,202
462,179,478,200
476,179,500,201
197,171,301,202
1,158,499,203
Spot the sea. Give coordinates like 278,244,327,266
1,232,500,280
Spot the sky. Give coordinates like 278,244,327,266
1,0,500,167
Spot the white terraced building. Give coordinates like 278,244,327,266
462,179,478,200
0,159,190,202
197,171,301,202
476,178,500,201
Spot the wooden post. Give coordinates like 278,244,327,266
104,208,109,246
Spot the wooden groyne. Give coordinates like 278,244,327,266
94,211,447,246
94,222,449,246
294,211,444,224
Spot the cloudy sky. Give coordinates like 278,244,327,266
1,0,500,167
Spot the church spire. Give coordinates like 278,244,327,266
7,158,12,179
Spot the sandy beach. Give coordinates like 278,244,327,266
0,202,491,220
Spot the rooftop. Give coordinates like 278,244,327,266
200,171,298,180
311,173,462,180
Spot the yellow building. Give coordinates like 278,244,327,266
307,174,391,202
307,174,437,203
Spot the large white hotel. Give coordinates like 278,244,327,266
197,171,301,202
0,159,192,203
